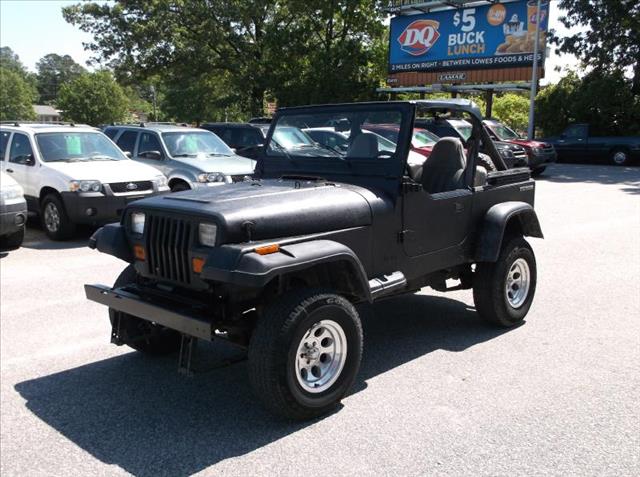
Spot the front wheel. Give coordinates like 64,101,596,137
41,194,75,240
473,237,537,327
531,166,546,177
109,265,181,355
248,289,363,420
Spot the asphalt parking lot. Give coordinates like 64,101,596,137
1,163,639,477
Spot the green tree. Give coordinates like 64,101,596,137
1,46,39,99
62,0,387,118
493,93,530,133
36,53,86,103
535,70,640,136
57,71,129,125
552,0,640,94
0,67,37,120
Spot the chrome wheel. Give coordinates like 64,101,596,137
295,319,347,394
44,202,60,233
505,258,531,309
613,151,627,165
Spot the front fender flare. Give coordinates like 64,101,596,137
475,201,543,262
88,223,133,263
200,239,371,301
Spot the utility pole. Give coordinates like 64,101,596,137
151,85,157,121
527,0,542,140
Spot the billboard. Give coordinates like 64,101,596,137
389,0,549,73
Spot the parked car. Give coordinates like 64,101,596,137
417,117,529,168
200,123,267,160
0,123,170,240
104,124,256,191
0,170,27,251
362,123,439,158
86,99,542,420
541,123,640,166
483,119,556,176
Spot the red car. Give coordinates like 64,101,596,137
364,124,439,158
483,119,557,176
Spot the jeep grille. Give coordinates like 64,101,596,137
146,215,193,284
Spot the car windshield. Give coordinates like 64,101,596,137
36,132,126,162
451,122,473,141
267,107,405,165
162,131,233,157
490,123,521,140
412,129,438,148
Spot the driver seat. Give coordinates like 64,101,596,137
420,137,467,194
347,133,378,158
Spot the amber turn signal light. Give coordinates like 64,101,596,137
133,245,146,261
192,257,205,274
255,244,280,255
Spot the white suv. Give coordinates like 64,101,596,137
0,123,170,240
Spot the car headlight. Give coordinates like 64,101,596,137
499,148,514,159
0,184,24,202
197,172,227,183
198,223,217,247
154,175,168,188
532,147,545,155
131,212,146,235
69,180,102,192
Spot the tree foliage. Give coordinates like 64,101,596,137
62,0,387,119
493,93,530,133
535,70,640,136
36,53,86,103
57,71,129,125
0,67,37,120
552,0,640,94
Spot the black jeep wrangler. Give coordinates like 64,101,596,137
86,100,543,420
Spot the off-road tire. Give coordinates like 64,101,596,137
477,153,497,172
41,194,75,240
1,228,24,251
473,236,537,327
248,289,363,420
610,148,630,166
109,265,181,355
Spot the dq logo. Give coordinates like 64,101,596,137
398,19,440,56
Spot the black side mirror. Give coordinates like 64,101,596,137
124,151,132,158
143,150,162,160
24,154,35,166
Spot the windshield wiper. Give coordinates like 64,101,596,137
172,153,197,157
208,152,232,157
281,174,326,181
89,155,119,161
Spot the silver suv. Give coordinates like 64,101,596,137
104,124,256,192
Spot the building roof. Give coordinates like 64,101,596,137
33,105,61,116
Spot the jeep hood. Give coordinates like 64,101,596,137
172,154,256,175
132,179,372,243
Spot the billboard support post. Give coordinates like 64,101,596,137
527,0,542,139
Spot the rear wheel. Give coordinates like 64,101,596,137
248,289,363,420
41,194,75,240
610,148,630,166
109,265,181,355
473,237,537,327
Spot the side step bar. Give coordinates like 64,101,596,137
85,284,214,341
369,271,407,300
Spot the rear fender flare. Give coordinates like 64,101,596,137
475,201,543,262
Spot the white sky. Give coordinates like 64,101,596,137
0,0,581,85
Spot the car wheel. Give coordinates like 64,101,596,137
109,265,181,355
41,194,75,240
473,236,537,327
531,166,546,177
248,289,363,420
0,228,24,251
170,181,190,192
610,148,630,166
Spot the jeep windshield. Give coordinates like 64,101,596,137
162,131,234,157
36,132,127,162
264,105,409,177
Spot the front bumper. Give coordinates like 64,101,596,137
528,150,557,168
61,189,169,225
85,283,214,341
0,200,27,236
